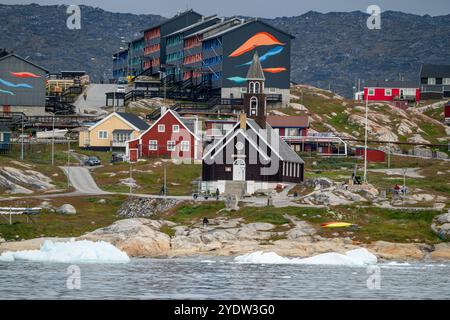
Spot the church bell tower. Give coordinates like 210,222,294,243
243,52,267,129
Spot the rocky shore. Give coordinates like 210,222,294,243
1,217,449,262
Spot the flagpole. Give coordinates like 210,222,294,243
363,91,369,184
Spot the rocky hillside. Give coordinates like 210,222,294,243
0,4,164,82
1,4,450,96
281,85,450,152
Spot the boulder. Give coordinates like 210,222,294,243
57,204,77,215
367,241,425,260
430,243,450,260
79,219,171,257
431,211,450,240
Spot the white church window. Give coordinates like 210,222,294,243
250,97,258,116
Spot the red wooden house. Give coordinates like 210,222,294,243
126,109,201,162
363,80,421,102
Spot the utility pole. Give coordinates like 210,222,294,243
20,116,24,161
402,168,407,205
387,143,391,169
164,162,167,197
129,163,133,195
67,140,71,190
51,114,55,166
363,93,369,184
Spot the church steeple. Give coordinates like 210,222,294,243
244,51,266,128
246,51,265,81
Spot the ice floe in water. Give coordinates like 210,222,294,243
0,240,130,264
234,248,377,267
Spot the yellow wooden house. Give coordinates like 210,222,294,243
79,112,150,151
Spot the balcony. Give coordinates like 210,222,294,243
111,141,128,148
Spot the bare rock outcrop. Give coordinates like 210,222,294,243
0,167,56,194
367,241,428,261
79,219,173,257
429,243,450,260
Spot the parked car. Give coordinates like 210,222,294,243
116,85,126,93
111,153,126,163
84,156,101,166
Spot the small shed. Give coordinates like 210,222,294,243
0,123,12,153
445,102,450,125
355,147,386,162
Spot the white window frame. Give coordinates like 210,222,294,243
167,140,176,151
254,82,260,94
250,96,258,116
249,81,255,94
158,124,165,132
172,125,180,133
428,78,436,85
240,87,247,93
181,141,190,152
443,78,450,85
98,130,108,139
149,140,158,151
368,88,375,96
385,88,392,96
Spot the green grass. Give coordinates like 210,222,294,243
0,195,127,241
159,225,176,238
162,202,225,225
92,159,201,196
423,107,444,122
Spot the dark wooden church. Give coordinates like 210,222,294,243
202,52,304,189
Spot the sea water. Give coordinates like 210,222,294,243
0,257,449,299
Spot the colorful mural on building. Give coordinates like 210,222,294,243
227,32,287,83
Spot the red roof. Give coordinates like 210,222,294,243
266,115,309,128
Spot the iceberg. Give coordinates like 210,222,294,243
0,240,130,264
234,248,377,267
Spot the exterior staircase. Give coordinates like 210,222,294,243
224,181,247,199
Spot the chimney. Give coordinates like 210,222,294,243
239,112,247,130
161,106,167,115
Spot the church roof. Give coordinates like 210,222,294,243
246,52,265,81
203,118,304,164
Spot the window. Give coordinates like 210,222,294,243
149,140,158,151
428,78,436,85
158,124,165,132
240,87,247,93
444,78,450,85
250,97,258,116
385,89,392,96
172,125,180,133
167,140,176,151
368,88,375,96
181,141,190,152
98,131,108,139
254,82,261,93
249,82,255,93
114,132,131,142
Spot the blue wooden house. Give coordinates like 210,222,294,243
0,123,11,153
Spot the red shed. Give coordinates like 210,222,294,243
445,102,450,124
363,80,420,102
355,147,386,162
